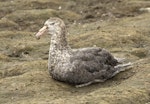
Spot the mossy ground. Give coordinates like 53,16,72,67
0,0,150,104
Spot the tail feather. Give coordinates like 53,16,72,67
112,62,133,77
114,57,126,63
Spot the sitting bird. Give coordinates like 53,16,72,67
35,17,131,87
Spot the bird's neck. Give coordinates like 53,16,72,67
50,31,70,51
48,31,71,72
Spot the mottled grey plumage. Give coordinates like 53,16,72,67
35,17,131,87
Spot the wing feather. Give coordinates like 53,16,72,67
71,47,118,73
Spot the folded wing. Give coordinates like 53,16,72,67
71,47,118,73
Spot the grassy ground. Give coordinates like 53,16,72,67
0,0,150,104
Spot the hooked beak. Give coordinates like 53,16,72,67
35,25,48,40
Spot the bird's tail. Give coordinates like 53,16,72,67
112,58,148,77
112,62,133,77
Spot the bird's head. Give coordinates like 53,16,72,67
35,17,65,39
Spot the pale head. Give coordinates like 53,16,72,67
35,17,65,39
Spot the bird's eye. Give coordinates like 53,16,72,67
50,22,55,25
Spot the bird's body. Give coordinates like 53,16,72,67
36,17,131,87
